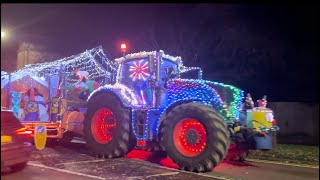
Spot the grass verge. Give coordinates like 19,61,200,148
248,144,319,165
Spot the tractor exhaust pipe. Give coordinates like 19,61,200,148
156,50,163,82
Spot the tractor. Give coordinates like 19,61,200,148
80,50,279,172
2,47,279,172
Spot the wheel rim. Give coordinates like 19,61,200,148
173,118,207,157
91,108,116,144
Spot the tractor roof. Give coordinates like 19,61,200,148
114,50,182,64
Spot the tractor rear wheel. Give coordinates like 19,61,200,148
84,93,132,158
160,102,229,172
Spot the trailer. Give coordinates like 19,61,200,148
1,46,116,144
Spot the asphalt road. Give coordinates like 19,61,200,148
1,139,319,180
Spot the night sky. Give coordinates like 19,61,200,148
1,4,319,102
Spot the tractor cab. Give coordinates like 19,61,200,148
115,51,202,108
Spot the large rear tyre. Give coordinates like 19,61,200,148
84,93,132,158
160,103,229,172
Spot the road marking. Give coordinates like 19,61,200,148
54,159,107,166
130,160,237,180
27,162,106,180
145,172,179,178
193,172,239,180
246,158,319,169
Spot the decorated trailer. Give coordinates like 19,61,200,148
1,46,116,143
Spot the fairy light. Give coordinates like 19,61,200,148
10,92,21,118
129,60,150,81
88,83,141,107
140,90,146,104
89,50,244,141
12,46,117,86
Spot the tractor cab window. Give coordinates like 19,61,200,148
160,58,179,83
120,58,152,105
120,58,151,85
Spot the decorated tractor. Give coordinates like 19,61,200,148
76,50,278,172
2,47,279,172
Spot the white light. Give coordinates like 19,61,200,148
265,112,274,122
1,31,6,38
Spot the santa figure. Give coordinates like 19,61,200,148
65,70,100,101
257,95,267,108
74,70,89,91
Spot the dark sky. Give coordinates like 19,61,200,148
1,3,319,102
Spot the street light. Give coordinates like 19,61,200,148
1,31,6,39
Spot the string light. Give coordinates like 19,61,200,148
91,50,245,141
11,92,21,118
12,46,117,85
2,46,251,145
129,60,150,81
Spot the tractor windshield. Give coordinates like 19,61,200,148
119,58,151,85
119,58,152,105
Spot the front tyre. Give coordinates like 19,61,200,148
83,93,132,158
160,103,229,172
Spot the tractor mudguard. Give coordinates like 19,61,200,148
86,83,141,108
155,99,222,139
166,79,231,119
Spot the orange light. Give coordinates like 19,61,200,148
121,43,127,52
15,127,33,135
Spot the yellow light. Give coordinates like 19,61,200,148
1,31,6,38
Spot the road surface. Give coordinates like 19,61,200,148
2,139,318,180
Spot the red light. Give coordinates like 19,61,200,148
121,43,127,52
16,127,33,135
272,119,277,126
137,140,146,146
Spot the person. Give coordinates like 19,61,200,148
244,93,254,110
257,95,267,108
238,93,254,127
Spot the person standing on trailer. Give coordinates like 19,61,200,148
257,95,267,108
244,93,255,110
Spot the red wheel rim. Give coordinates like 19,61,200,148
173,118,207,157
91,108,116,144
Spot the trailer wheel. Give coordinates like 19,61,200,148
84,93,132,158
160,102,229,172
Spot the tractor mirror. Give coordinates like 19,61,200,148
148,55,155,73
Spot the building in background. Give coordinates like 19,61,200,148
16,42,61,70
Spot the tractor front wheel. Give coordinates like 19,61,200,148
160,103,229,172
